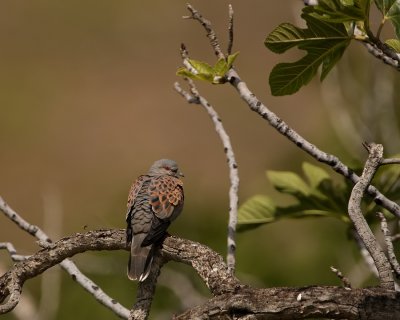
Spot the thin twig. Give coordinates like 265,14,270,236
0,243,28,262
227,4,234,56
363,42,400,70
348,143,394,290
392,234,400,242
186,4,225,60
330,266,352,289
377,212,400,277
381,158,400,165
174,79,239,273
0,197,130,319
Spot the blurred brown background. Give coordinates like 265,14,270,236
1,1,397,319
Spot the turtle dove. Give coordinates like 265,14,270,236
125,159,184,282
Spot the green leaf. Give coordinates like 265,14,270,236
374,0,400,38
267,170,311,196
265,10,351,96
385,38,400,52
383,1,400,38
310,0,367,23
176,52,240,84
374,0,397,15
226,51,240,68
302,162,330,189
238,195,277,225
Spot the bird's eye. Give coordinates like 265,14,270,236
171,168,178,173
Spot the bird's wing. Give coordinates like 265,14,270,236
148,175,184,220
126,175,148,244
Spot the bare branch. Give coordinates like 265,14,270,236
2,227,400,318
348,143,394,290
0,242,28,262
174,286,400,319
377,212,400,277
381,158,400,165
227,4,234,56
174,79,239,273
185,4,225,59
0,197,130,319
363,41,400,70
0,229,126,314
330,266,352,289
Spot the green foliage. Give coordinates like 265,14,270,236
266,12,351,96
176,52,239,84
265,0,400,96
238,162,351,231
238,160,400,231
385,38,400,52
374,0,400,38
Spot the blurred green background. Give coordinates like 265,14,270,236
1,1,399,319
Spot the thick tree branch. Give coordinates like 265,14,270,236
174,286,400,320
1,228,400,319
348,143,394,290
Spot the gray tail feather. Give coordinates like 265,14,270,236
127,234,154,282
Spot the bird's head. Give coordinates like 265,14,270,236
148,159,184,178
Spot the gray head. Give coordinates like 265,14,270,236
148,159,184,178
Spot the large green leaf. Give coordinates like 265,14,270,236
310,0,367,23
265,9,351,96
302,162,330,189
267,170,311,196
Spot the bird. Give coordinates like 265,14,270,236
125,159,184,282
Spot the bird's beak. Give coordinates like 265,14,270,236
179,171,185,178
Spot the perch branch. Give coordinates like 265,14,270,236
175,78,240,273
1,228,400,319
348,143,394,290
174,286,400,319
0,197,130,319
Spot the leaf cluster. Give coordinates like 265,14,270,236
238,161,400,231
265,0,400,95
176,52,239,84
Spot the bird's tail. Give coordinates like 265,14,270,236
127,233,154,282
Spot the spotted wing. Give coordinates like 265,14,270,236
141,175,184,247
126,175,147,245
149,175,184,220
